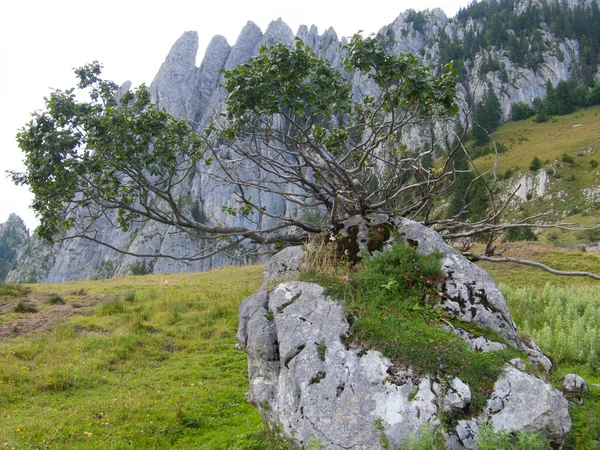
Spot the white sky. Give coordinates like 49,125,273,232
0,0,467,231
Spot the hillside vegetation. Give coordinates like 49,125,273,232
1,106,599,449
0,267,284,449
0,245,599,449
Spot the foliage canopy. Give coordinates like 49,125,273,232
12,36,460,260
10,34,600,280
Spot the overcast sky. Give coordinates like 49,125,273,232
0,0,467,231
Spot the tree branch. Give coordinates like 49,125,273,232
464,252,600,281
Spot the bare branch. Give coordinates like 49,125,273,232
464,252,600,281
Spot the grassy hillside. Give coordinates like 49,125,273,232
0,267,288,449
471,105,600,244
1,247,599,448
476,105,600,175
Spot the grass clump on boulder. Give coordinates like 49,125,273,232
316,241,521,414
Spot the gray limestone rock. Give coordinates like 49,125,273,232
150,31,200,120
238,277,572,449
262,246,305,288
562,373,589,394
484,366,571,440
448,327,508,353
443,378,472,411
454,420,478,450
237,281,440,449
0,214,30,281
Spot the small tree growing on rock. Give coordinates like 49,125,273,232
10,36,600,279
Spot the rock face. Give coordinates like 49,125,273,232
485,367,570,437
562,373,589,395
9,2,597,282
0,214,29,281
237,218,571,449
332,214,551,369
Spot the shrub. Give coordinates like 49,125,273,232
14,300,37,313
511,102,535,121
590,159,598,169
561,153,574,165
130,260,153,276
123,292,136,303
46,293,65,305
529,156,542,171
582,226,600,242
505,227,538,242
469,142,507,159
477,422,549,449
503,283,600,370
534,108,549,123
99,298,126,315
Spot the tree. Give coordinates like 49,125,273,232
511,102,534,121
471,85,502,145
12,37,459,257
11,36,600,280
530,156,542,171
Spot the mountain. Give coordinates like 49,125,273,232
0,214,29,281
8,0,600,283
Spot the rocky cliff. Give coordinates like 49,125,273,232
9,0,598,282
0,214,29,281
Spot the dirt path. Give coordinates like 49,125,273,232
0,292,114,341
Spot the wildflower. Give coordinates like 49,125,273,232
439,364,444,370
436,356,441,361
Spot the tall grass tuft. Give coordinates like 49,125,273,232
502,282,600,372
46,293,66,305
98,298,125,316
13,300,37,313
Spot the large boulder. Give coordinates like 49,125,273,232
237,281,439,449
332,214,551,370
485,366,571,437
237,216,570,448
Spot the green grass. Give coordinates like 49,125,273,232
1,240,599,448
502,282,600,449
0,266,286,449
0,281,30,299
